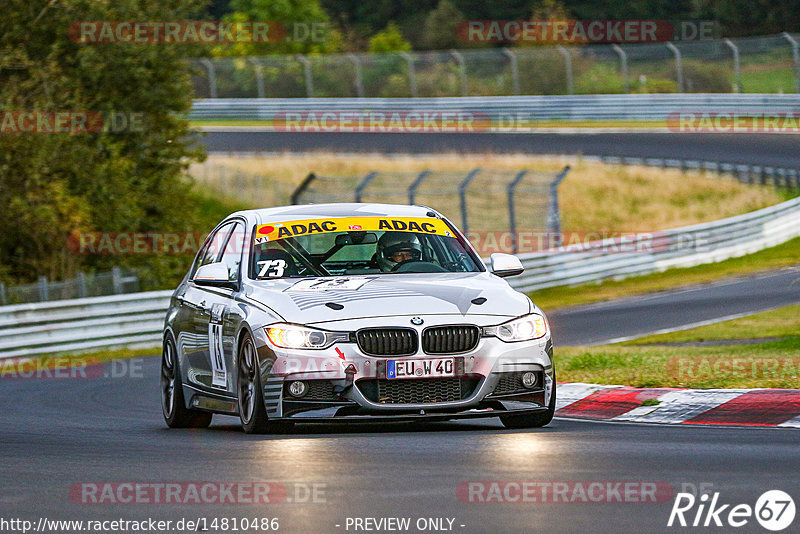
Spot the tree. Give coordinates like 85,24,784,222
368,22,412,53
215,0,342,56
0,0,205,286
419,0,466,50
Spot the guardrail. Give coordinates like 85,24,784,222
589,155,800,189
2,193,799,358
510,195,800,292
190,93,800,123
0,291,172,359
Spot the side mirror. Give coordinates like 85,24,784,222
490,253,524,278
194,262,236,289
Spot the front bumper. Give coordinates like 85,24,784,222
253,322,554,421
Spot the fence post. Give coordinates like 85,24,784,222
296,55,314,97
112,267,122,295
399,52,418,97
199,58,218,98
505,170,529,254
248,58,265,98
458,168,482,235
291,173,317,204
611,44,629,93
354,171,379,203
546,166,571,248
556,46,573,94
724,39,741,93
77,271,87,298
407,170,431,204
348,54,365,97
502,48,520,95
0,282,6,306
783,32,800,93
665,42,684,93
450,50,468,96
38,276,49,302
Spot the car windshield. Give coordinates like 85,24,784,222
250,216,482,279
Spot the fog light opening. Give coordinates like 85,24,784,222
521,372,538,389
288,381,308,398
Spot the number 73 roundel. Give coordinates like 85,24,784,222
258,259,286,278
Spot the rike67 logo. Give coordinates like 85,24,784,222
668,490,795,531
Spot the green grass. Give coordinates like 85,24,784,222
740,66,796,94
558,337,800,389
628,304,800,345
529,235,800,311
557,303,800,389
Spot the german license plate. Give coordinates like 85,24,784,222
386,358,455,379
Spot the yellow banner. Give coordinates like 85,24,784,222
254,216,454,244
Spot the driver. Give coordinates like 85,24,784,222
376,232,423,272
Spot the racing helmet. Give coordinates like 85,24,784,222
377,232,423,271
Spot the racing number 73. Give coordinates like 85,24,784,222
257,259,286,278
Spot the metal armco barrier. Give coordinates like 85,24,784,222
2,194,800,358
0,291,172,359
190,93,800,123
592,155,800,189
508,195,800,293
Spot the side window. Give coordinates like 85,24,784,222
191,223,234,277
219,222,245,282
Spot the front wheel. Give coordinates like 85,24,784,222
237,333,292,434
161,335,212,428
500,373,556,429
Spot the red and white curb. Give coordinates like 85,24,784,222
555,383,800,427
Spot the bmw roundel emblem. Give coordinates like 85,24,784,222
411,317,424,325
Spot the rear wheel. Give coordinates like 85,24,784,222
500,373,556,429
237,333,292,434
161,335,212,428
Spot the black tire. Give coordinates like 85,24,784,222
500,373,556,429
237,332,292,434
161,335,213,429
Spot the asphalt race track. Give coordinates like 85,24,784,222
2,132,799,533
3,266,800,533
2,355,799,534
549,267,800,346
202,131,800,167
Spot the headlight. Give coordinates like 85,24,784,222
482,314,548,342
265,323,349,350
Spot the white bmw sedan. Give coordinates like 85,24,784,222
161,203,555,433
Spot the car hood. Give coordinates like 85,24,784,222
243,272,531,325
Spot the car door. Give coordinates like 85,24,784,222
204,220,247,396
179,222,236,392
